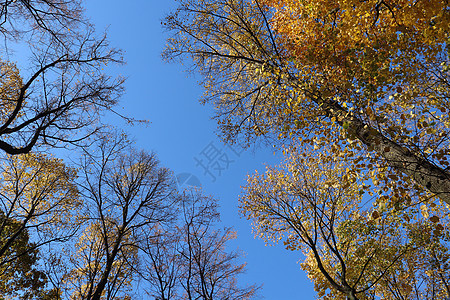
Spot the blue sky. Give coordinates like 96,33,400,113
85,1,315,299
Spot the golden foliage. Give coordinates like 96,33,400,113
164,0,450,203
0,60,22,123
241,145,450,299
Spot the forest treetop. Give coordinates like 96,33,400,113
164,0,450,204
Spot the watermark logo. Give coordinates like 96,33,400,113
194,142,244,182
175,172,202,190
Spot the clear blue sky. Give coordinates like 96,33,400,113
85,1,316,299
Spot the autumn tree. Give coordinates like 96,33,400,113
163,0,450,205
0,152,80,299
58,134,179,300
163,2,450,295
141,191,260,300
241,145,450,299
0,213,48,299
0,0,125,155
0,1,136,295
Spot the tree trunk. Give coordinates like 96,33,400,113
311,93,450,205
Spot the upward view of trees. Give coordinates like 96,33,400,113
0,0,448,299
163,0,450,299
0,1,258,299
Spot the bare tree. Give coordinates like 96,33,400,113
0,0,126,155
141,226,180,300
142,191,260,300
0,0,83,43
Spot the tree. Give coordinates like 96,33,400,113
61,134,179,300
0,153,80,255
163,0,450,205
0,152,80,299
240,145,450,299
0,0,83,41
177,193,259,300
164,0,450,296
0,0,125,155
142,191,260,300
0,212,48,300
47,134,259,300
0,0,131,294
141,225,179,300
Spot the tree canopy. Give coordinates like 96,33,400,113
241,145,450,299
0,0,448,298
164,0,450,298
164,0,450,204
